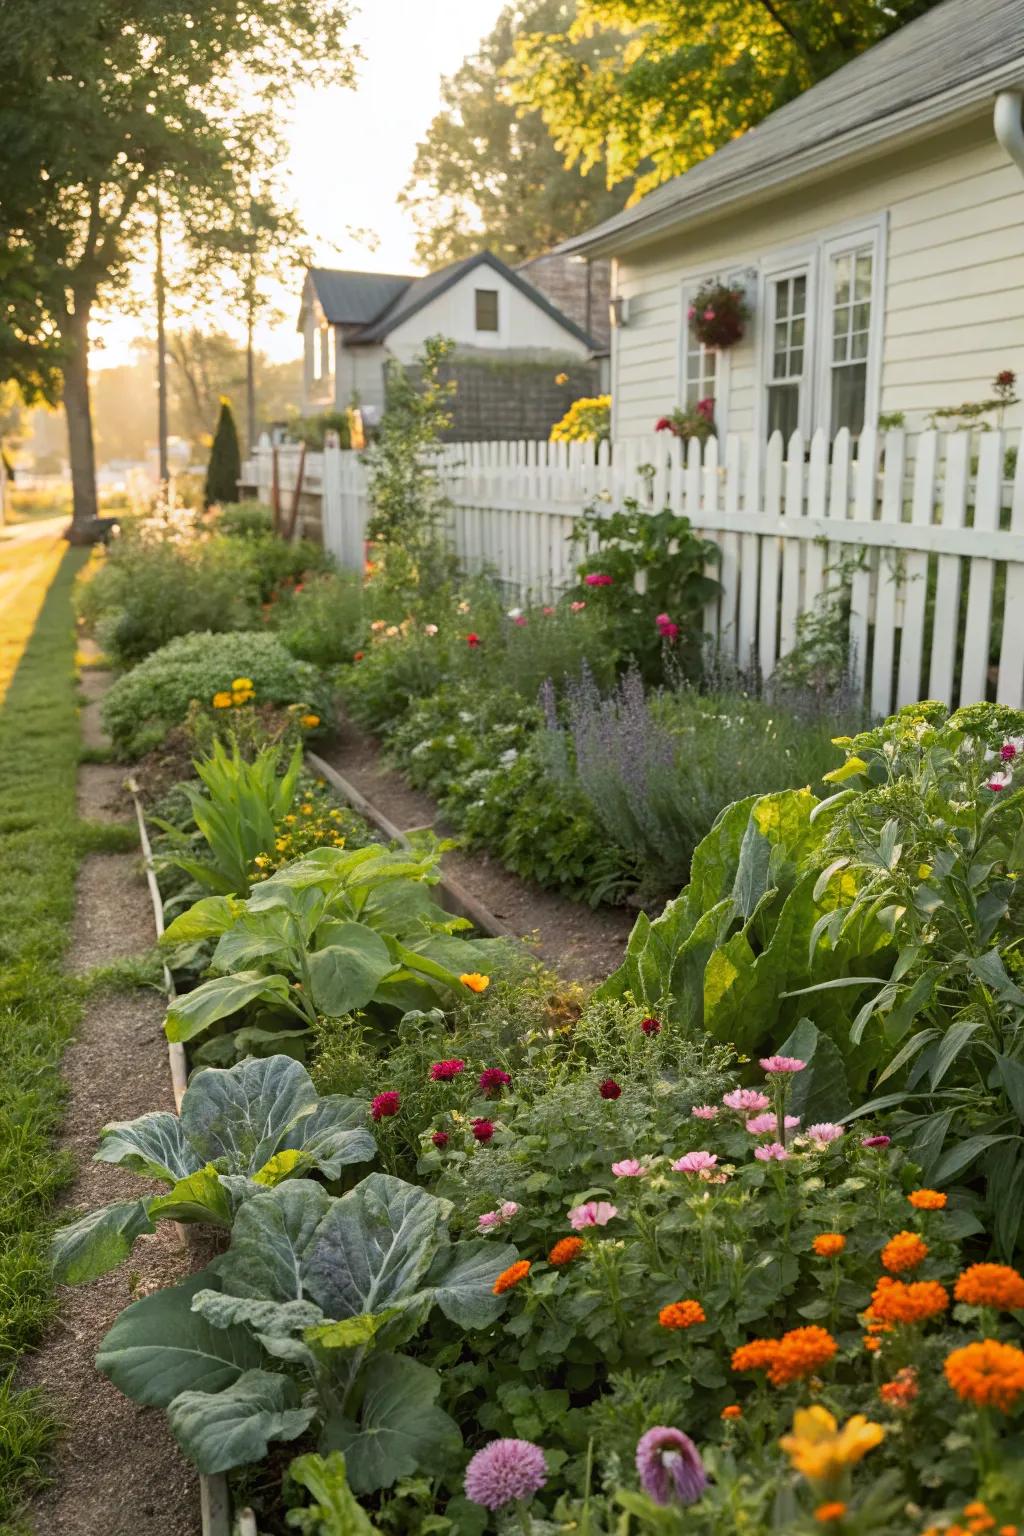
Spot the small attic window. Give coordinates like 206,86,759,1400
475,288,499,332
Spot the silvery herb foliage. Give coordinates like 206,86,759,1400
52,1056,375,1283
95,1173,516,1490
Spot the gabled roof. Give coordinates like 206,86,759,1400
306,268,414,326
357,250,598,348
559,0,1024,258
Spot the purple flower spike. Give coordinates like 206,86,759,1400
464,1438,547,1511
636,1426,708,1507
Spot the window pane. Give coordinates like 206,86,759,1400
851,328,869,361
768,382,800,440
853,302,871,333
776,284,789,320
855,252,873,297
831,362,867,436
792,275,806,314
475,289,499,331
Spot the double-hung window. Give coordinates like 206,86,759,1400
682,294,718,409
823,241,875,436
765,267,809,439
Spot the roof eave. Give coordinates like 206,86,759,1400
561,62,1024,259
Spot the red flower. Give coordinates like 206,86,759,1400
430,1058,466,1082
655,417,673,432
371,1091,400,1121
431,1130,449,1149
471,1117,495,1142
479,1067,512,1095
599,1079,622,1100
696,397,715,420
996,369,1016,388
640,1016,661,1036
353,650,365,661
466,632,481,648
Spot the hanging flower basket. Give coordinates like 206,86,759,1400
688,281,750,350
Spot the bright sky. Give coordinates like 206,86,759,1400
94,0,507,369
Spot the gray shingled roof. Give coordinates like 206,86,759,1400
307,268,414,326
559,0,1024,257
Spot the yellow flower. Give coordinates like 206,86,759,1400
555,371,569,385
212,691,233,709
253,854,271,868
460,972,490,993
285,815,297,825
275,838,288,852
232,689,254,705
780,1406,884,1484
300,713,321,729
301,803,313,815
231,677,254,691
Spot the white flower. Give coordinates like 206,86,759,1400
498,749,518,766
507,607,523,619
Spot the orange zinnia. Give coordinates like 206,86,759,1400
944,1339,1024,1412
732,1338,781,1373
864,1336,881,1352
721,1404,742,1420
955,1263,1024,1311
881,1230,929,1273
460,972,490,993
908,1188,947,1210
815,1506,848,1526
493,1260,531,1295
769,1326,838,1385
548,1236,584,1267
867,1275,949,1326
880,1366,918,1406
659,1299,706,1330
813,1233,846,1258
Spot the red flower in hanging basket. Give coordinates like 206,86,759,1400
689,281,749,350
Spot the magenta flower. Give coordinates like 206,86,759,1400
584,572,613,587
640,1016,662,1036
370,1091,400,1121
862,1134,891,1148
760,1056,806,1074
806,1122,844,1147
988,770,1013,792
568,1200,617,1230
723,1088,771,1113
464,1438,547,1511
1001,740,1019,761
612,1159,647,1178
477,1210,502,1231
471,1117,495,1142
687,305,697,320
430,1058,466,1082
512,615,528,627
479,1067,512,1095
655,613,672,627
659,622,680,642
746,1112,799,1135
691,1104,718,1120
672,1151,718,1174
599,1078,622,1100
635,1426,707,1507
754,1142,789,1162
431,1130,449,1149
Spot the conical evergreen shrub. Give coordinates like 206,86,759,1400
204,396,241,508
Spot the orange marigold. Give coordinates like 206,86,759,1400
815,1505,848,1526
864,1336,881,1352
721,1404,742,1420
879,1366,918,1407
867,1275,949,1326
944,1339,1024,1412
731,1339,781,1374
954,1263,1024,1311
813,1233,846,1258
659,1298,706,1330
548,1236,585,1267
768,1326,838,1386
493,1260,531,1295
880,1230,929,1273
908,1188,947,1210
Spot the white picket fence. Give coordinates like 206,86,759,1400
240,427,1024,714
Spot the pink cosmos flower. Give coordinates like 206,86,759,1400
806,1122,844,1147
691,1105,718,1120
754,1142,789,1162
760,1056,807,1074
568,1200,618,1229
746,1112,800,1135
862,1134,891,1148
430,1058,466,1082
723,1088,771,1113
370,1091,400,1121
672,1151,718,1174
612,1159,647,1178
584,572,613,587
635,1426,707,1507
464,1438,547,1511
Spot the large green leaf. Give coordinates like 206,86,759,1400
148,1165,235,1227
94,1111,198,1184
213,1180,333,1301
778,1019,852,1124
162,895,240,944
424,1239,515,1329
307,925,395,1017
212,908,296,973
51,1199,155,1284
286,1452,382,1535
165,971,294,1042
181,1055,319,1172
302,1175,446,1321
97,1272,263,1407
321,1354,460,1494
279,1099,376,1179
167,1368,315,1474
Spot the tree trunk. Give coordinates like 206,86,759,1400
63,304,100,541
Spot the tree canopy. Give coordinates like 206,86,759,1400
507,0,944,202
401,0,631,269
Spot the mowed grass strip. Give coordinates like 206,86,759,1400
0,540,89,1526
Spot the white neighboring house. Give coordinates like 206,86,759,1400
558,0,1024,442
298,250,597,421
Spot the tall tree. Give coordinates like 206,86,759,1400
401,0,631,269
0,1,354,539
508,0,943,201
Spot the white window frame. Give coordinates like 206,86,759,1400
761,257,816,440
677,273,731,439
817,221,885,440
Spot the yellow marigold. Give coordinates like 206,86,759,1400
460,972,490,993
493,1260,531,1295
880,1230,929,1273
659,1299,705,1330
955,1263,1024,1311
908,1188,947,1210
813,1233,846,1258
548,1236,584,1266
780,1406,884,1482
815,1505,848,1526
769,1326,838,1386
300,713,320,729
944,1339,1024,1412
212,691,233,708
231,677,254,691
867,1275,949,1326
720,1404,742,1420
732,1339,781,1374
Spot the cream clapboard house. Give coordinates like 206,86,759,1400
559,0,1024,444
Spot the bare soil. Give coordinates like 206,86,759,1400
321,716,635,984
77,668,109,754
67,853,155,973
77,762,133,823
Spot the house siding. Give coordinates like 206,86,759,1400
385,268,593,360
610,113,1024,438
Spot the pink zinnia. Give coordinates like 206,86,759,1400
760,1056,806,1074
430,1058,466,1081
599,1078,622,1100
370,1091,400,1121
568,1200,617,1229
754,1142,789,1162
612,1159,647,1178
464,1438,547,1511
472,1117,495,1142
584,572,613,587
723,1088,770,1113
862,1134,891,1148
806,1122,844,1146
431,1130,449,1149
635,1426,707,1507
672,1151,718,1174
691,1104,718,1120
477,1210,502,1231
479,1067,511,1095
746,1112,799,1135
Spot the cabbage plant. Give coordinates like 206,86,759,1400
52,1055,375,1284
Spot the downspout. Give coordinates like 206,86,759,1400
994,90,1024,175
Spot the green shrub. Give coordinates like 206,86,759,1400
100,630,328,757
241,534,335,604
216,501,274,539
269,570,365,668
